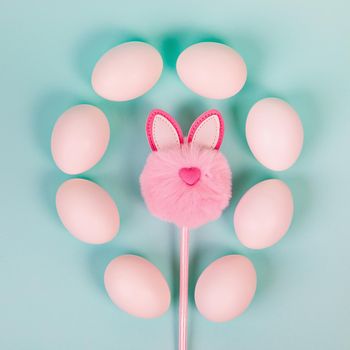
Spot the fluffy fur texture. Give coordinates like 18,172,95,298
140,143,232,229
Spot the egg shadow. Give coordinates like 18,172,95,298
189,239,234,304
243,249,276,303
227,80,276,151
283,174,313,239
38,170,68,222
222,165,273,231
284,88,321,162
226,32,267,81
158,28,227,71
73,27,147,84
32,89,91,160
85,241,149,296
174,98,208,131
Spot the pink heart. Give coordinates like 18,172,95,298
179,167,201,186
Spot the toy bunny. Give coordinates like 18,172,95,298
140,109,232,350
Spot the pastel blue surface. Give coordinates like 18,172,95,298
1,1,349,349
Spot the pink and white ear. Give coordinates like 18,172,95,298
146,109,184,151
188,110,224,150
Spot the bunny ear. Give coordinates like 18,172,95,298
146,109,184,151
188,110,224,150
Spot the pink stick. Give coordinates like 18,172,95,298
179,226,190,350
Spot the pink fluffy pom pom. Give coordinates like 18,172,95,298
140,144,232,229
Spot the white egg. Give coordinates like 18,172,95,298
234,179,294,249
51,104,110,175
195,255,256,322
92,41,163,101
246,98,304,171
104,255,170,318
56,178,119,244
177,42,247,99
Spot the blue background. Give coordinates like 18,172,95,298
1,0,349,349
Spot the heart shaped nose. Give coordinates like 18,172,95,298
179,167,201,186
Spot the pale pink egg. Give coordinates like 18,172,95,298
176,42,247,99
195,255,256,322
51,104,110,175
92,41,163,101
246,98,304,171
104,255,171,318
56,179,119,244
234,179,294,249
